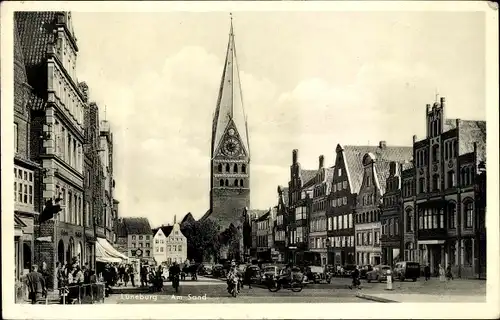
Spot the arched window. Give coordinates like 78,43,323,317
432,144,439,162
240,179,244,187
448,202,456,229
220,179,224,187
225,179,229,187
242,164,246,173
406,208,414,232
464,200,474,228
234,164,238,173
218,163,222,173
234,179,238,187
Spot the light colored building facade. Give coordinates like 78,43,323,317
99,120,115,243
308,156,333,266
152,227,169,265
152,217,188,265
120,217,153,262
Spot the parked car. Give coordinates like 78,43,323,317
359,265,373,279
212,264,226,278
262,265,281,282
342,264,357,277
366,265,392,282
245,265,263,284
392,261,420,282
307,266,331,284
203,264,213,276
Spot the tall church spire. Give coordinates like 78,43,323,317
211,14,250,158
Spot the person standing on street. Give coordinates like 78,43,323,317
128,264,136,287
424,264,431,281
25,265,46,304
438,264,446,282
446,264,453,281
349,265,361,290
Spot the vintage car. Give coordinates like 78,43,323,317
212,264,226,278
262,265,281,282
342,264,357,277
392,261,420,282
359,265,373,279
366,264,392,282
306,266,331,284
245,265,263,284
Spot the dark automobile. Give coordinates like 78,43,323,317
245,265,262,284
212,264,226,278
342,264,357,277
392,261,420,282
359,265,373,279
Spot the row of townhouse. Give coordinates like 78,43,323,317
270,97,486,279
14,11,120,290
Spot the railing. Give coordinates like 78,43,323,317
15,282,106,304
58,283,106,304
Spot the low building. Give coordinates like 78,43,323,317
152,216,188,265
121,217,153,263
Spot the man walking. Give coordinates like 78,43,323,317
25,265,46,304
424,264,431,281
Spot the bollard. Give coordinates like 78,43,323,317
386,270,393,290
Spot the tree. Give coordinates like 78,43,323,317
181,219,222,263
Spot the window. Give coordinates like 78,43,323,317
226,163,230,172
343,214,348,229
160,247,163,252
240,179,244,187
343,197,347,205
343,181,348,189
14,166,34,207
145,250,150,257
218,164,222,172
419,178,425,193
395,219,399,235
464,201,474,228
242,164,247,173
234,179,238,187
447,170,455,188
406,209,414,232
432,174,439,191
333,216,337,230
14,123,18,152
333,184,337,192
348,213,353,228
374,231,380,245
225,179,228,187
338,168,342,176
432,144,439,162
448,202,456,229
132,235,136,240
139,235,143,240
178,245,182,251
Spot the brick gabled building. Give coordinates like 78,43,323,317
287,149,316,263
402,97,486,279
14,21,39,281
328,142,412,267
274,186,289,263
308,156,334,266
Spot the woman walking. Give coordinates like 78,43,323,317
438,264,446,282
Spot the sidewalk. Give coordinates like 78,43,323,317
356,278,486,303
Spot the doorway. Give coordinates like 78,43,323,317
23,243,31,271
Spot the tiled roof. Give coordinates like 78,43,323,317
373,160,392,195
27,91,46,111
342,144,413,194
248,209,268,220
116,219,127,237
458,120,486,162
444,119,458,131
152,225,174,238
14,23,28,83
300,169,317,188
122,217,152,235
15,11,58,68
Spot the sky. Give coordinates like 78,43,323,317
71,11,486,227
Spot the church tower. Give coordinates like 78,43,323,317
206,17,250,230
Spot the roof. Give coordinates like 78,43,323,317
248,209,268,220
373,160,392,195
211,21,249,156
256,210,271,222
341,144,413,194
458,120,486,162
27,91,46,111
300,169,317,188
14,23,28,85
152,225,174,238
122,217,152,235
180,212,196,225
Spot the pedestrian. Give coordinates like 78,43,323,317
438,264,446,282
244,264,253,289
25,265,46,304
446,264,453,281
349,265,361,290
424,264,431,281
128,264,136,287
140,264,147,287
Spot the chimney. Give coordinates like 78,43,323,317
292,149,298,164
379,141,387,149
440,97,445,108
319,155,324,169
412,135,417,144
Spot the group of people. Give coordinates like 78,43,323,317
56,259,97,303
425,263,454,281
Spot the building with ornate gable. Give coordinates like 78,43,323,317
402,97,486,278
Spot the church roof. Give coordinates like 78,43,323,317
211,19,249,156
180,212,196,225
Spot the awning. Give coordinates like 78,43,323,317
95,237,128,263
418,240,446,245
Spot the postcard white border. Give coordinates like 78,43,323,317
1,1,499,319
